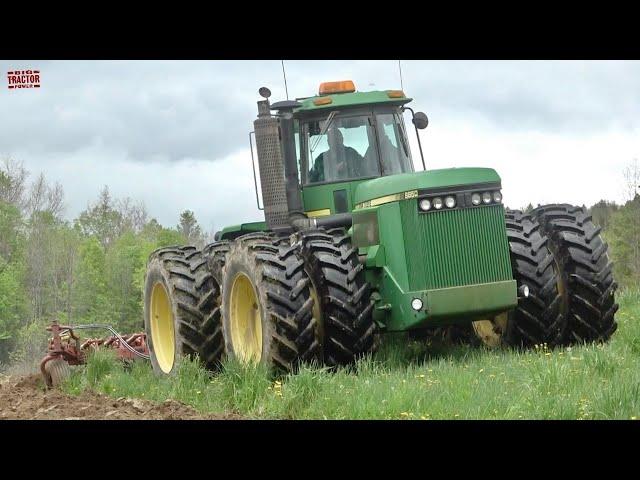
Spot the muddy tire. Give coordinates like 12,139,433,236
143,245,224,375
532,204,618,343
43,358,71,388
496,209,566,347
221,233,320,373
297,228,376,367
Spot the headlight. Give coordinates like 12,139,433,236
471,193,481,206
482,192,492,204
433,197,443,210
493,191,502,203
411,298,423,311
419,199,431,211
445,196,456,208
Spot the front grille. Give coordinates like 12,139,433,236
399,202,513,290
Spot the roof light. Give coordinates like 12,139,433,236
319,80,356,95
313,97,333,106
387,90,405,98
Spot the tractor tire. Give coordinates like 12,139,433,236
497,209,566,347
532,204,619,344
43,358,71,389
143,245,224,375
297,227,376,367
472,210,566,348
220,233,321,372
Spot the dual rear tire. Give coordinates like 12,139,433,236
532,204,618,343
472,205,618,349
144,245,225,375
144,230,374,375
220,233,320,372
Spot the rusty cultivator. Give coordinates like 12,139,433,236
41,320,149,388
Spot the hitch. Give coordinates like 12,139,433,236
41,320,149,388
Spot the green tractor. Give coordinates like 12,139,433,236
143,80,619,375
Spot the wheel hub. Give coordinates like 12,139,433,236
472,312,509,348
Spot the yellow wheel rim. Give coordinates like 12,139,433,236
229,272,262,364
150,281,175,373
472,312,509,348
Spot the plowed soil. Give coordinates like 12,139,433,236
0,374,239,420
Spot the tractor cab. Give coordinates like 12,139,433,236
293,81,425,216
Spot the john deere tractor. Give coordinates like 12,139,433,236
143,80,619,375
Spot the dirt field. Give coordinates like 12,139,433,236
0,374,238,420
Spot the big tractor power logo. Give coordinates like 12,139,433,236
7,69,40,89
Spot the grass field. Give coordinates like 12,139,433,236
62,288,640,419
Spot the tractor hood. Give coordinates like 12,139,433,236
354,167,501,207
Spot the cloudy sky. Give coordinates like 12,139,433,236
1,60,638,232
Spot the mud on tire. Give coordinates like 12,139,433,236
221,233,321,373
297,227,376,367
144,245,225,374
532,204,618,344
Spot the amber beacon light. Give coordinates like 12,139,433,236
318,80,356,95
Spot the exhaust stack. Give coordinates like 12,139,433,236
252,91,291,231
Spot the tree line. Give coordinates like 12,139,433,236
0,158,210,367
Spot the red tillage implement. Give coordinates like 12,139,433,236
41,320,150,388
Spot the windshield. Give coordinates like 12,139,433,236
304,114,380,184
301,110,413,185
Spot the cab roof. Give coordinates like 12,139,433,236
294,90,413,114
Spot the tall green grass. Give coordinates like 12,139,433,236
62,288,640,419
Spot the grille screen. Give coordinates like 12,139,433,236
399,202,513,290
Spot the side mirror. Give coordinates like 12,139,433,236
412,112,429,130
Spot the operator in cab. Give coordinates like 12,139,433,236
309,128,365,183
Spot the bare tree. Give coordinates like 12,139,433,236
0,157,29,208
47,182,65,218
115,197,148,234
25,173,65,219
26,173,47,216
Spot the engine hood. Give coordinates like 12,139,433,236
354,167,502,207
